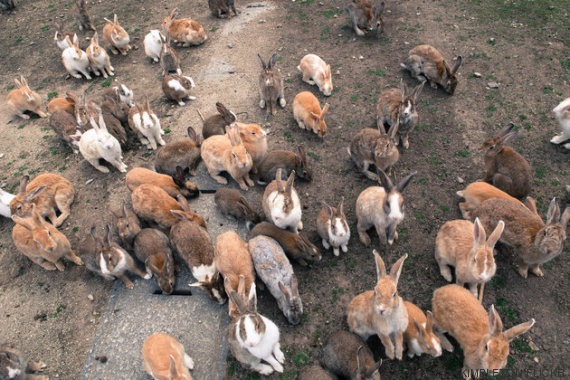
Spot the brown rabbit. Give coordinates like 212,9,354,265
456,182,525,220
209,0,238,20
344,1,385,37
6,76,47,119
348,124,399,180
258,53,286,115
155,127,202,177
101,95,128,149
47,93,75,115
49,109,82,154
478,123,532,199
237,122,267,174
0,344,47,380
256,146,313,185
317,197,350,257
162,74,196,106
102,14,131,55
198,102,237,139
75,0,96,31
292,91,329,138
160,34,182,76
134,228,175,295
126,167,199,199
162,8,207,47
214,188,261,226
403,302,442,358
142,333,194,380
114,203,141,250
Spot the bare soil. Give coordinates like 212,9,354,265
0,0,568,379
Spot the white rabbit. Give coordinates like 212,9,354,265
0,189,15,218
144,30,164,63
61,34,92,80
262,168,302,233
127,98,165,150
79,114,127,173
551,97,570,150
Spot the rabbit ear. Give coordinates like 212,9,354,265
488,304,503,337
377,168,393,192
176,194,190,211
98,113,107,131
473,218,487,248
425,311,435,332
14,77,23,88
486,220,504,248
89,225,98,240
396,171,417,192
546,198,560,225
373,249,386,279
389,254,408,285
269,52,278,68
113,14,118,24
275,168,284,192
89,116,99,130
73,33,79,45
412,81,425,101
387,119,399,140
501,129,519,145
321,103,330,119
560,206,570,229
18,175,29,194
12,214,36,230
290,273,298,294
257,53,266,69
25,186,46,202
278,281,291,300
356,346,366,375
451,56,462,74
187,126,198,143
322,202,333,218
169,355,179,378
247,282,257,313
399,78,407,98
20,76,28,88
104,224,113,246
503,318,535,342
170,210,188,221
285,170,295,194
338,196,345,214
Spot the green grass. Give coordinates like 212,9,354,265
101,79,111,87
307,152,321,161
367,69,386,76
47,91,57,100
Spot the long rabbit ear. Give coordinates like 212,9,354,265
377,168,393,192
442,59,452,75
387,119,399,140
25,186,46,202
113,14,118,25
389,254,408,286
451,56,462,74
561,206,570,229
501,129,519,145
269,52,278,68
187,126,198,143
488,305,503,337
247,282,257,313
18,175,29,194
105,224,113,247
73,33,79,45
20,76,28,88
412,81,425,101
503,318,535,341
396,171,417,192
546,198,560,225
257,53,266,69
373,249,386,279
499,122,516,137
285,170,295,194
320,103,330,119
176,194,190,211
486,220,505,248
169,355,179,378
473,218,487,248
89,116,99,131
322,202,333,218
12,214,36,230
275,168,284,192
399,78,407,98
338,196,345,215
92,32,98,45
98,112,108,132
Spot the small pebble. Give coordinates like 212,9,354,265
563,339,570,344
335,70,340,75
0,153,4,158
487,81,499,88
404,41,410,45
258,19,265,24
87,294,94,301
333,14,338,18
319,1,324,5
457,176,464,184
29,42,35,46
358,55,364,60
473,72,482,77
533,357,539,363
227,43,233,48
132,61,137,64
528,341,539,351
85,178,94,185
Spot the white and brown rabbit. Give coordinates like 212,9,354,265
6,76,47,119
126,167,199,199
75,0,96,31
401,44,462,95
317,197,350,257
257,146,313,185
162,8,207,47
199,102,237,139
160,33,182,76
162,74,196,106
432,284,535,377
86,32,114,78
209,0,238,20
12,204,83,271
144,30,164,63
134,228,175,295
10,173,74,228
293,91,329,138
435,218,504,298
155,126,201,177
225,275,285,375
258,52,286,115
262,169,302,233
356,169,416,246
237,122,267,173
456,182,525,220
79,114,127,173
215,188,261,227
142,333,194,380
551,97,570,150
114,203,141,251
62,34,92,80
54,21,74,50
201,124,254,190
344,1,384,37
478,123,532,199
104,83,134,107
471,197,569,278
128,98,165,150
249,235,303,325
348,251,408,360
377,79,424,149
322,330,382,380
298,54,333,96
348,124,399,179
169,211,226,304
0,344,47,380
67,91,100,128
403,302,442,358
102,14,131,55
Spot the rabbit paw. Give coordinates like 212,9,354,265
341,244,348,253
321,239,330,249
333,247,340,256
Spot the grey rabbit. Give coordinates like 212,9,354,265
160,33,181,75
75,0,96,31
214,188,261,227
134,228,175,295
155,126,201,177
198,102,237,139
101,96,129,149
209,0,238,20
258,52,286,115
113,204,141,251
256,146,312,185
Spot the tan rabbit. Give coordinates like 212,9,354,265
401,44,462,95
142,333,194,380
162,8,207,47
347,251,408,360
478,123,532,199
403,302,442,358
471,197,569,278
257,52,286,115
12,204,83,271
10,174,74,228
134,228,175,294
0,344,47,380
237,122,267,173
435,218,504,298
6,76,47,119
344,0,385,37
432,284,535,378
114,204,141,250
297,54,333,96
348,125,399,180
456,182,525,219
86,32,114,78
209,0,238,20
126,167,199,200
317,197,350,257
293,92,329,138
47,93,75,115
262,169,303,233
298,365,333,380
201,124,254,191
214,231,255,319
48,109,82,154
102,14,131,55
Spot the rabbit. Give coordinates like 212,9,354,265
79,114,128,173
101,95,128,149
356,169,416,246
54,22,74,50
456,182,525,220
169,211,226,304
432,284,535,378
6,76,47,119
471,197,569,278
256,146,313,185
0,0,15,11
344,0,385,37
258,52,286,115
209,0,238,20
102,14,131,55
214,231,255,318
348,124,399,179
142,333,194,380
155,126,201,176
0,344,47,380
215,188,261,227
201,124,254,190
401,44,462,95
317,197,350,257
114,203,141,251
162,8,207,47
435,218,504,298
48,109,82,153
79,225,150,288
403,302,442,358
198,102,237,139
248,222,321,266
75,0,96,31
348,251,409,360
248,235,303,325
160,34,182,76
550,97,570,149
322,330,382,380
225,275,285,375
126,167,199,199
131,185,206,230
293,92,329,138
103,84,134,107
377,79,424,149
12,204,83,271
66,91,100,128
298,365,334,380
47,94,75,115
1,189,15,218
61,35,92,79
262,168,302,233
10,173,74,228
298,54,333,96
134,228,175,294
144,30,164,63
86,32,114,78
237,122,267,173
478,123,532,199
162,74,196,106
128,98,166,150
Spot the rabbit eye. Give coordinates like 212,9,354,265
232,153,237,158
392,292,396,298
17,205,22,211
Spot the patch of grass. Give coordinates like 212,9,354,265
535,167,545,179
426,151,441,167
50,304,66,319
456,150,471,157
486,104,497,112
210,26,218,32
350,94,358,101
72,226,79,233
40,25,50,30
367,69,386,76
15,37,23,43
414,211,426,225
345,120,355,127
285,78,293,83
439,205,450,212
344,258,357,272
142,152,152,158
307,152,321,162
459,35,467,41
47,91,57,100
101,79,111,87
320,25,330,40
487,38,496,46
331,288,344,302
543,85,553,94
17,124,25,130
294,352,310,367
133,28,140,33
471,52,488,59
6,84,15,90
300,0,315,5
490,276,507,289
284,131,295,144
163,129,171,134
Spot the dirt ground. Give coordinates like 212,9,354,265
0,0,568,379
